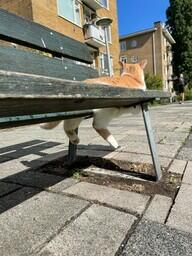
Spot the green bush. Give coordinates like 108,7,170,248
185,88,192,100
145,73,163,90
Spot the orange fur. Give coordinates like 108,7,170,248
84,60,147,90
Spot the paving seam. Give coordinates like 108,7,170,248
32,202,92,255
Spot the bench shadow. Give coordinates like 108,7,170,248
0,141,155,215
0,141,111,215
0,140,62,163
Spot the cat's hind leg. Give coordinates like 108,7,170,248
64,118,83,145
93,108,120,149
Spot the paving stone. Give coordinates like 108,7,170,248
38,204,137,256
3,171,64,189
143,194,172,223
121,143,180,158
0,182,21,197
121,219,192,256
106,151,172,169
177,148,192,161
168,159,187,175
0,159,29,179
167,183,192,233
0,188,89,256
64,182,150,215
182,161,192,184
48,178,79,192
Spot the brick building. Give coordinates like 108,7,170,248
119,22,176,92
0,0,120,75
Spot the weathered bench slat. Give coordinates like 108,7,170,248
0,71,169,118
0,110,93,129
0,45,98,81
0,8,92,63
0,71,169,99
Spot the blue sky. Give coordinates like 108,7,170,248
117,0,170,36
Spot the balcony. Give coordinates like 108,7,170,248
82,0,103,10
84,24,105,48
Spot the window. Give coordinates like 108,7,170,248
57,0,81,26
131,56,139,63
120,56,128,63
130,40,138,48
101,0,109,9
100,53,113,75
101,26,112,43
120,41,127,52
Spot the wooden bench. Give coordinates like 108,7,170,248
0,9,169,181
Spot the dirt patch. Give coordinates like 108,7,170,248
35,155,181,199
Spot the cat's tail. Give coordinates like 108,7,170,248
40,121,61,130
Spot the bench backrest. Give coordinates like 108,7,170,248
0,8,99,81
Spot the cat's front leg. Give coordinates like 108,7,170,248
64,118,83,144
93,108,119,149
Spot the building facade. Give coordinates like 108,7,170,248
119,22,176,92
0,0,120,75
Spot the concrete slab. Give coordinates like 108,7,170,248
0,182,21,197
38,204,137,256
182,161,192,185
121,219,192,256
3,171,64,189
0,188,89,256
64,182,150,215
167,184,192,233
143,194,173,223
48,178,79,192
106,151,172,169
168,159,187,175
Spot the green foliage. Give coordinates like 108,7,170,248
166,0,192,82
145,73,163,90
185,88,192,100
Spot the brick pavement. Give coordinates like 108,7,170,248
0,101,191,255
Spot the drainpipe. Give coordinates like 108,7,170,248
152,31,157,75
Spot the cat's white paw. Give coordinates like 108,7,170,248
106,135,119,149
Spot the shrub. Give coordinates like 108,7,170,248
185,88,192,100
145,73,163,90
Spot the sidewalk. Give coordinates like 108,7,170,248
0,101,191,255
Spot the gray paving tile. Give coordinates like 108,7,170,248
168,159,187,175
3,171,64,189
167,183,192,233
182,161,192,185
38,204,137,256
0,188,89,256
143,194,172,223
121,219,192,256
64,182,150,215
0,182,21,197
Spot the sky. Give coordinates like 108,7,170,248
117,0,170,36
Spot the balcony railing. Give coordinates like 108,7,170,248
82,0,103,10
84,24,105,48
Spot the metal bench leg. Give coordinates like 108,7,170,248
67,129,78,163
141,103,162,181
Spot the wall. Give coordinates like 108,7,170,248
0,0,33,20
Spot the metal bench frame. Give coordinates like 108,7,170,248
0,9,169,181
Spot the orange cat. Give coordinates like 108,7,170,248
41,60,147,149
84,59,147,89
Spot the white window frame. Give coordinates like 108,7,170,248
120,41,127,52
101,26,112,44
131,55,139,63
120,56,128,63
101,0,109,9
57,0,82,27
100,52,113,75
